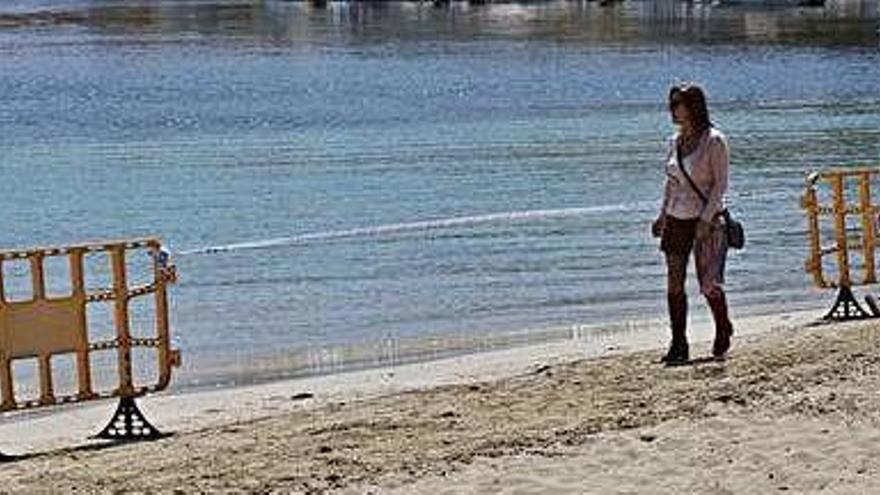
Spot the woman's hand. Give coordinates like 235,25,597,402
695,219,713,241
651,214,666,238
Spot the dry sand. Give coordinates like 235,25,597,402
2,310,880,493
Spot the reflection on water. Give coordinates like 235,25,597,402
0,0,877,47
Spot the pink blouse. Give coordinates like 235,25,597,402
661,127,730,222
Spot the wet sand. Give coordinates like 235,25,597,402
2,310,879,493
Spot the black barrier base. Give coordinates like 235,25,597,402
95,397,167,441
0,451,13,463
866,295,880,317
824,286,873,321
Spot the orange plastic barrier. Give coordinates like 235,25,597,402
802,168,880,319
0,238,179,442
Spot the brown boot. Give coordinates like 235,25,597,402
706,291,733,359
661,292,689,365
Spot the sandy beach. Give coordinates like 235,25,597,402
1,1,878,493
2,309,880,493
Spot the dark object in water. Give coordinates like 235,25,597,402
722,0,825,6
718,0,825,7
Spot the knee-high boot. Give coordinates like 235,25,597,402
662,292,689,363
705,290,733,358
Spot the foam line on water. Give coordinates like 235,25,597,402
179,202,654,256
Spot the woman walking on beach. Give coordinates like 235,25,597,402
652,83,734,365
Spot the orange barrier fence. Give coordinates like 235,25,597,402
0,237,179,447
802,168,880,320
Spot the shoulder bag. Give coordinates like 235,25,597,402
676,147,745,249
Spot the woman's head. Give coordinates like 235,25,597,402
669,83,711,132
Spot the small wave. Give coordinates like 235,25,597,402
179,202,654,256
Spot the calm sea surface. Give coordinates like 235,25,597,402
0,0,878,389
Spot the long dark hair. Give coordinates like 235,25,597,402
669,83,712,132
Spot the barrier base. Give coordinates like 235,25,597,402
0,451,12,463
96,397,167,441
866,295,880,317
824,286,873,321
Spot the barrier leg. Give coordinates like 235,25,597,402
824,286,873,321
95,397,167,441
865,295,880,317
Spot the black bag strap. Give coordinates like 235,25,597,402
675,145,708,205
676,146,732,222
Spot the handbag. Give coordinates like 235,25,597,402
676,147,745,249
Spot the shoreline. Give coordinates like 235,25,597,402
171,297,824,393
1,308,818,454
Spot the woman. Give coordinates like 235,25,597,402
651,83,733,365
